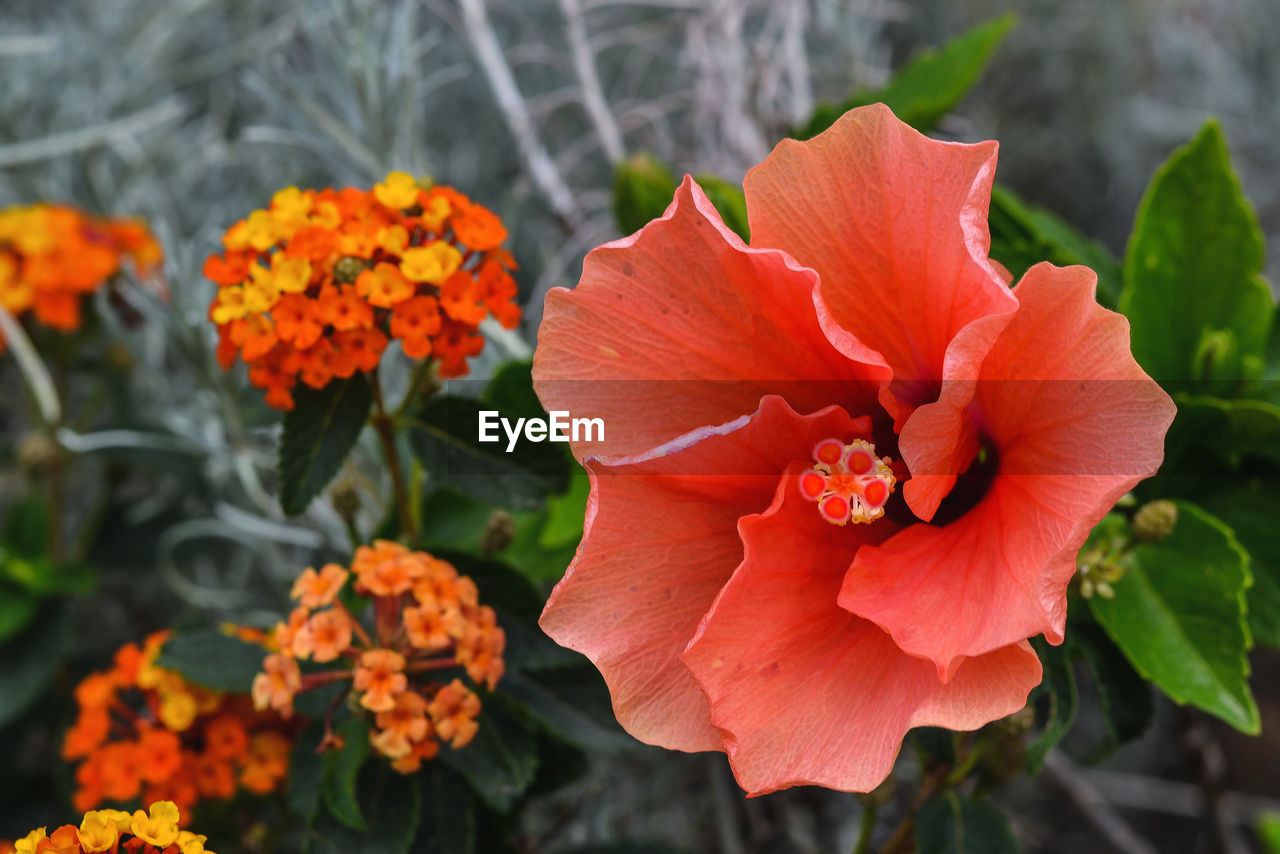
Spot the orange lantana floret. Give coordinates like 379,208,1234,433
354,649,407,713
0,204,162,353
257,545,506,772
204,174,521,409
64,634,296,818
289,563,349,609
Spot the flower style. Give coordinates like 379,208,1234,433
253,542,505,772
0,203,162,352
63,632,296,815
532,104,1175,794
3,801,216,854
203,173,521,409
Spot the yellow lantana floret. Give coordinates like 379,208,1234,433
271,253,312,294
400,241,462,285
76,811,119,852
374,171,421,210
14,828,46,854
131,800,181,848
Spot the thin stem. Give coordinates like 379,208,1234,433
853,798,877,854
370,370,417,542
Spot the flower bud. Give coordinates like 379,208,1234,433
613,153,678,235
333,256,369,284
480,510,516,554
1133,500,1178,543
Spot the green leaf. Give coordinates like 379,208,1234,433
916,792,1019,854
1120,121,1274,395
1090,502,1258,733
417,765,477,854
407,396,569,511
793,13,1016,138
1025,637,1077,773
1200,487,1280,648
539,465,589,551
289,721,326,823
0,553,95,596
1073,622,1154,757
278,373,373,516
438,693,540,813
0,601,72,729
483,360,544,423
692,173,749,241
613,153,678,235
1258,812,1280,854
500,670,637,753
155,627,265,693
988,185,1124,307
0,582,40,644
1153,396,1280,498
322,718,373,832
312,763,420,854
2,495,48,559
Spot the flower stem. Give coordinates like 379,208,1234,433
853,797,877,854
370,369,417,543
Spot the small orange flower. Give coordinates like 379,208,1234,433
65,636,295,817
290,564,349,609
428,679,482,749
0,203,162,353
354,649,407,713
263,546,505,772
204,174,519,408
252,654,302,717
293,608,353,663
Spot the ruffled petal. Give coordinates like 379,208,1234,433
540,396,869,752
841,264,1176,676
683,470,1041,795
533,176,884,460
745,103,1017,404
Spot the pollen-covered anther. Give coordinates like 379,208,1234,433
799,437,896,526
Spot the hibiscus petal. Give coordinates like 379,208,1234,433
841,264,1176,676
533,176,884,460
683,470,1041,795
540,396,867,752
746,103,1017,407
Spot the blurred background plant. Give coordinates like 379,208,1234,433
1,0,1279,852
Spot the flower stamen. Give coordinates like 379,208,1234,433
800,437,896,526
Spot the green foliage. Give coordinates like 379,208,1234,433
312,762,420,854
539,465,589,551
613,153,678,235
418,765,478,853
155,626,266,692
1120,121,1274,395
437,694,541,813
915,792,1019,854
279,373,374,516
0,602,73,728
289,722,326,823
1201,487,1280,648
793,13,1016,139
407,396,569,511
1258,812,1280,854
1025,638,1076,772
1090,502,1259,733
322,718,373,831
1073,623,1154,757
987,185,1123,306
692,173,750,241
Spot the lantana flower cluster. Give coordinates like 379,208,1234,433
0,203,162,351
63,632,294,815
253,541,505,772
204,172,521,409
1,801,214,854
